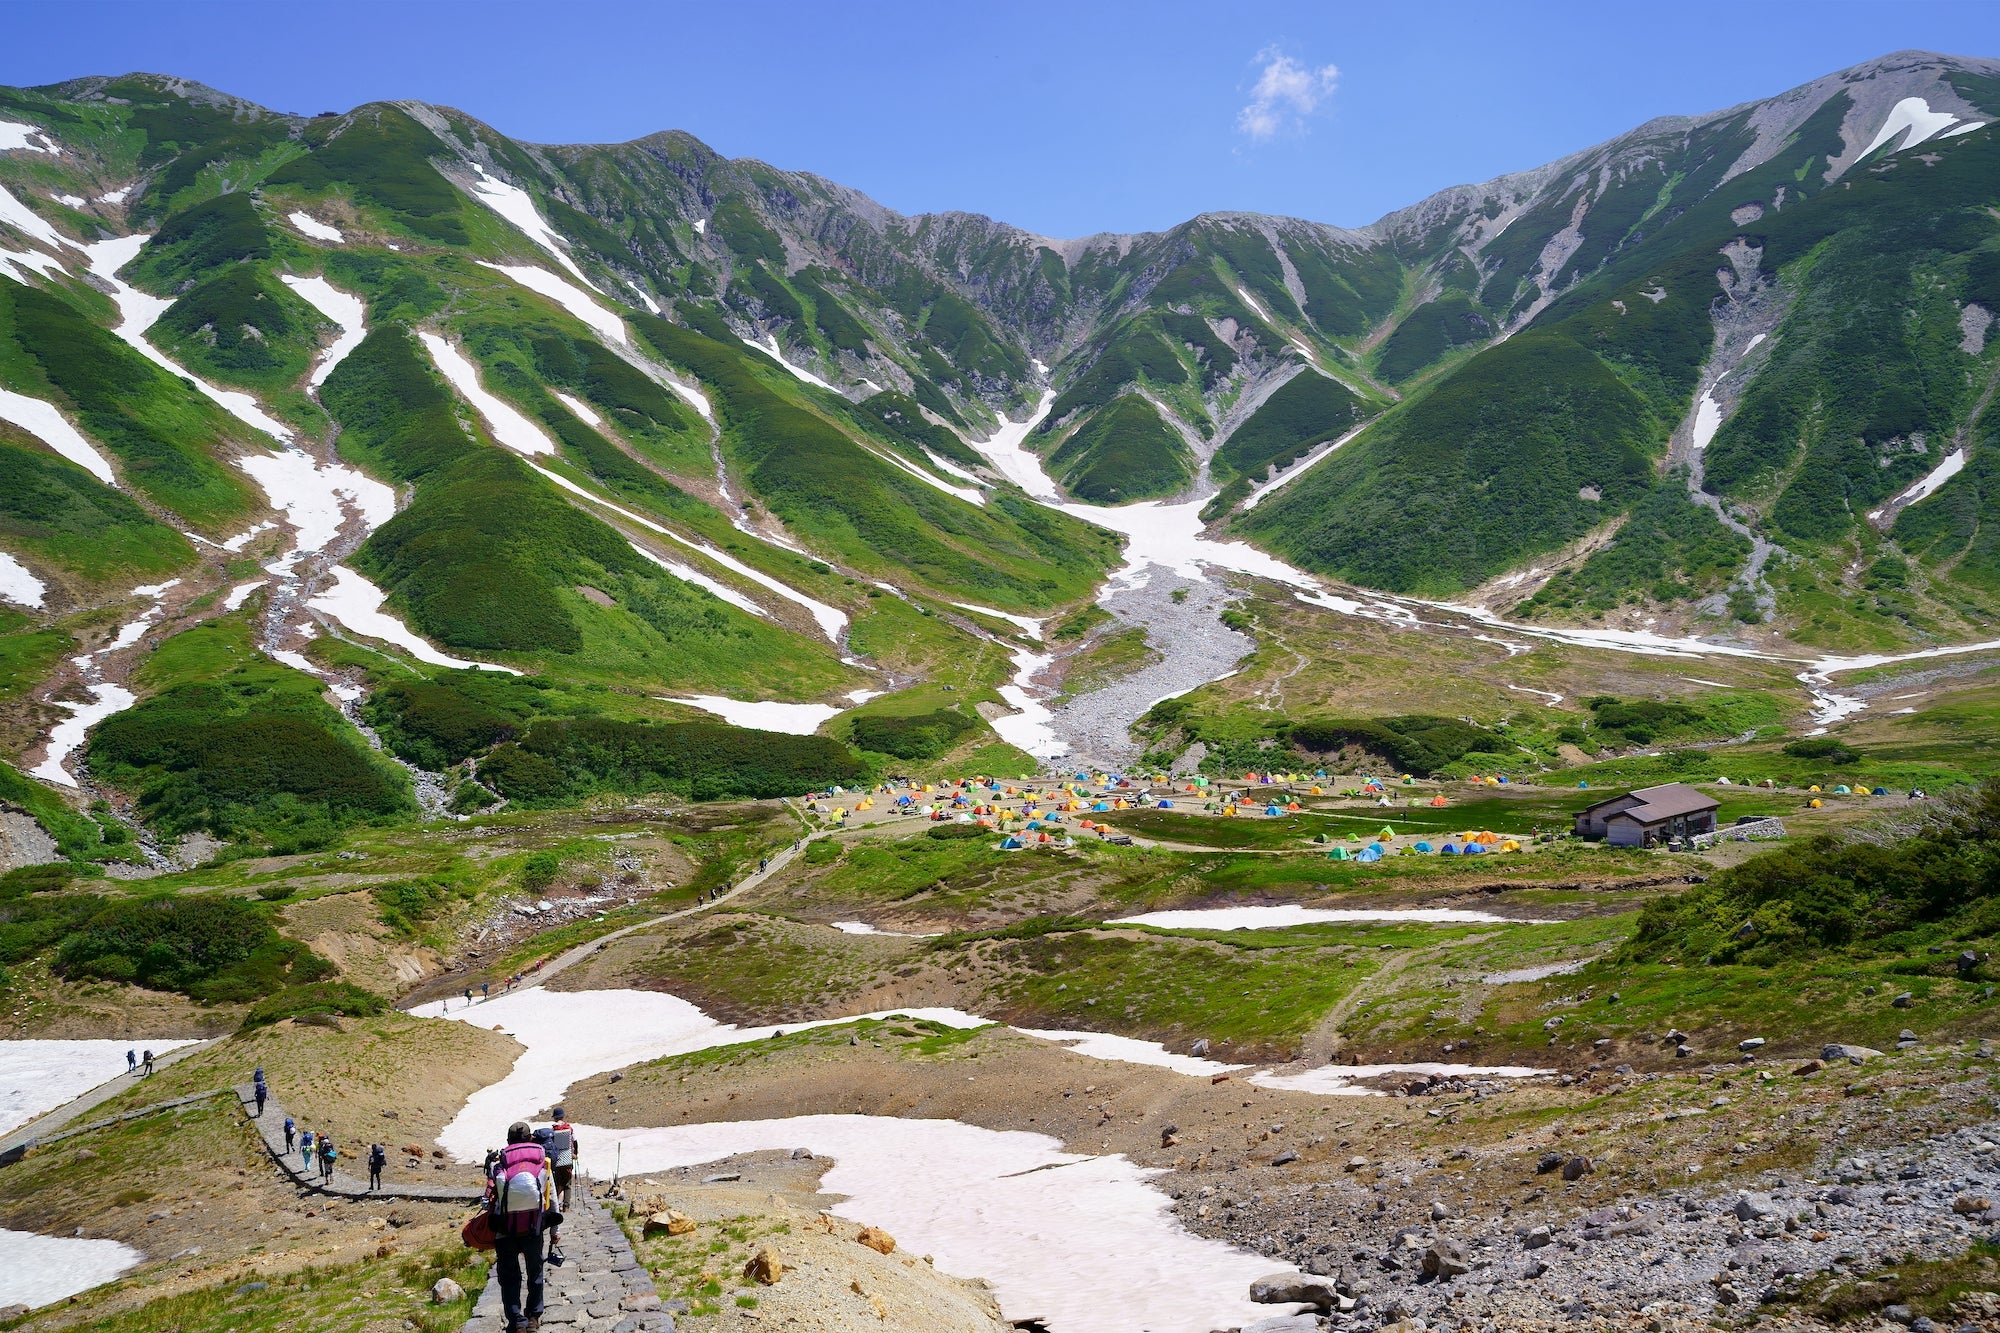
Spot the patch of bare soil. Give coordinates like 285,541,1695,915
89,1012,518,1191
612,1161,1008,1331
282,891,440,995
3,954,238,1040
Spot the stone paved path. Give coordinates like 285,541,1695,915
0,1039,215,1155
461,1178,672,1332
233,1083,484,1203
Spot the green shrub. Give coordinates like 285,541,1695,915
1625,778,2000,965
925,823,988,841
1288,715,1495,776
267,107,467,243
142,192,270,281
848,708,979,761
1212,370,1369,484
56,895,330,1002
241,981,388,1029
1783,737,1863,764
1049,395,1193,503
484,718,862,803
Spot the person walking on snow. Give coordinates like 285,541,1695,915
367,1141,386,1191
125,1049,135,1074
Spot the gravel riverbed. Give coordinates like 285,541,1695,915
1049,572,1253,767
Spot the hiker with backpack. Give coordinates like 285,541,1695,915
318,1135,337,1182
299,1128,315,1173
481,1121,554,1333
545,1108,577,1211
283,1117,296,1153
368,1141,386,1191
252,1068,267,1116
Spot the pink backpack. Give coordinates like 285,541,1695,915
487,1143,548,1237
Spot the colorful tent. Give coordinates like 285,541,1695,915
1441,843,1461,855
1356,845,1383,863
1872,786,1889,795
1327,846,1350,860
999,835,1024,850
1412,841,1435,853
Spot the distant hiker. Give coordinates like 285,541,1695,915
318,1135,337,1182
465,987,474,1008
141,1050,154,1076
283,1117,296,1152
299,1128,316,1172
481,981,490,1000
544,1107,577,1208
368,1141,386,1191
126,1049,136,1074
253,1068,268,1116
759,857,768,873
484,1121,552,1333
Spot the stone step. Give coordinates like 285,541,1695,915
461,1178,671,1332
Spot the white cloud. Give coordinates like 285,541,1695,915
1237,46,1340,141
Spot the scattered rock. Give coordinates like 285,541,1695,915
743,1245,783,1284
1823,1043,1883,1064
1423,1236,1470,1278
1190,1038,1210,1057
1249,1273,1338,1310
1739,1037,1766,1051
1430,1200,1453,1221
1562,1155,1594,1181
857,1225,896,1254
430,1278,463,1305
1536,1152,1565,1174
1345,1155,1369,1171
1954,1194,1992,1214
1793,1059,1825,1075
1893,992,1914,1008
789,1147,814,1160
643,1210,696,1238
1271,1149,1298,1166
1735,1193,1777,1221
1524,1226,1553,1249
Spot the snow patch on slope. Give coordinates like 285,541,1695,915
419,332,556,455
1864,96,1976,156
307,565,519,673
0,121,59,154
467,166,599,290
279,274,367,387
0,553,45,609
0,388,115,482
286,211,343,242
666,696,841,734
479,261,627,345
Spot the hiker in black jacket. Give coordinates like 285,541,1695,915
368,1141,386,1191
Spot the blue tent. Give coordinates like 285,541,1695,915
999,835,1024,850
1264,805,1282,816
1577,780,1589,788
1366,842,1387,856
1413,841,1435,853
1496,776,1509,784
1092,801,1111,812
1441,844,1461,855
1872,786,1889,796
1463,842,1486,855
1156,799,1174,808
1356,845,1383,863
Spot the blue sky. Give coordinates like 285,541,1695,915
5,0,1999,236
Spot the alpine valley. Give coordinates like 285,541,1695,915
5,49,2000,1333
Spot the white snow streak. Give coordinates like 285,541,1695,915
0,388,115,482
751,334,837,391
467,166,599,290
419,332,556,455
279,274,367,387
554,390,601,426
286,210,344,242
950,602,1043,639
0,120,59,154
0,552,45,608
0,1230,143,1309
479,261,628,345
307,566,519,673
82,235,294,442
965,391,1061,499
666,696,841,734
1863,96,1974,157
0,182,67,249
627,543,768,618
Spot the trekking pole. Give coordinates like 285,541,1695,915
614,1140,622,1188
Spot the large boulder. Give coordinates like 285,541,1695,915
856,1225,896,1254
1423,1236,1470,1278
743,1245,784,1284
430,1278,464,1305
1249,1273,1338,1310
1823,1044,1884,1064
